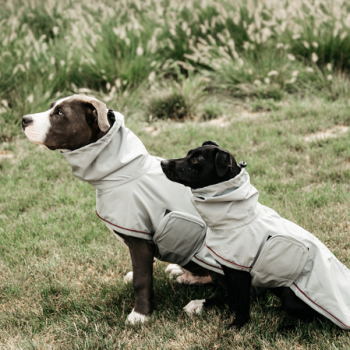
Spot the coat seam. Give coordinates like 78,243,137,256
96,210,152,235
206,245,252,269
193,255,223,271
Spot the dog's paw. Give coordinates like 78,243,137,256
124,271,133,283
176,273,213,285
125,309,148,325
165,264,184,277
184,299,206,314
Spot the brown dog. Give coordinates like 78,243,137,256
22,95,227,324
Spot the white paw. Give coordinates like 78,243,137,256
184,299,206,315
126,308,149,324
165,264,184,277
124,271,133,283
176,273,213,285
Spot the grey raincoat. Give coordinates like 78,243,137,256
192,169,350,329
62,111,223,272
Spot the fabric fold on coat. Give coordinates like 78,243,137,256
62,111,223,271
191,169,350,329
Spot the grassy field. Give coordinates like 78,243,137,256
1,0,350,348
1,98,350,349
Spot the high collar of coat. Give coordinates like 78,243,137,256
61,111,152,189
191,169,260,228
191,169,254,201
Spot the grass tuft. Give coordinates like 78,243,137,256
146,75,207,121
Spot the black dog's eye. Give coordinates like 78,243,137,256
57,110,63,116
192,158,199,164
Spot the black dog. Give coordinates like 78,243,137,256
161,141,320,329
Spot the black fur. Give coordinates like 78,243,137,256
160,141,241,189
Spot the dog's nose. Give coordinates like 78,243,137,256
22,115,33,129
161,160,169,168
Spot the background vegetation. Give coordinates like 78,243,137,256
0,0,350,348
2,0,350,136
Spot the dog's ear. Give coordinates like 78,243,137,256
215,150,232,177
202,140,219,147
72,95,110,132
88,100,110,132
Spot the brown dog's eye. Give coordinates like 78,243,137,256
58,110,63,116
192,158,198,164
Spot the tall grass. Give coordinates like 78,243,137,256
1,0,350,138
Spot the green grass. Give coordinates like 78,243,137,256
1,96,350,348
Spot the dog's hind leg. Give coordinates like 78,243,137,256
165,264,185,277
281,288,321,321
177,274,213,285
271,287,324,332
178,260,213,285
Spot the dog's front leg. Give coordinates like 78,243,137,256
221,265,251,329
117,233,156,324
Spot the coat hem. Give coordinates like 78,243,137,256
96,210,153,240
206,245,252,271
292,283,350,330
193,255,223,273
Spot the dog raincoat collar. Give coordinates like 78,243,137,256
61,111,152,189
191,169,260,230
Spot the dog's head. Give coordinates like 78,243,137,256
22,95,114,151
161,141,241,189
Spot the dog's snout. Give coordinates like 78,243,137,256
161,160,169,168
22,115,33,129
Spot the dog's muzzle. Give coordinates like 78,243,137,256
161,160,175,177
160,160,169,168
22,115,33,130
161,160,182,182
